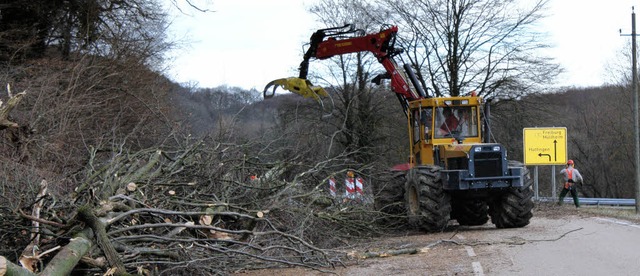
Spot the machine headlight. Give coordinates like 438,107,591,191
474,147,482,152
493,146,501,151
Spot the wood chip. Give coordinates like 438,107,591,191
126,182,137,192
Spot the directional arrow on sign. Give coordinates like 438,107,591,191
538,153,551,161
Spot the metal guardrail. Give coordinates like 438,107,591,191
537,197,636,206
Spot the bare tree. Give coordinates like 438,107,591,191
0,1,424,274
376,0,561,98
490,86,636,199
0,0,172,67
307,0,408,166
303,0,562,170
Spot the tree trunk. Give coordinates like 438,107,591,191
0,89,26,130
0,256,36,276
77,206,127,275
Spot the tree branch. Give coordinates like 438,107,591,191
77,206,127,275
0,84,26,130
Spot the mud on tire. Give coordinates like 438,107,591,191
489,161,534,228
405,166,451,232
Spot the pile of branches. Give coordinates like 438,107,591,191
1,133,401,275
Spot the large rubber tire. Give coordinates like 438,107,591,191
452,199,489,226
374,170,406,216
405,166,451,232
489,161,534,228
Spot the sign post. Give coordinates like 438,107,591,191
523,127,568,199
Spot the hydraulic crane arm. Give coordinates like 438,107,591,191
264,25,428,109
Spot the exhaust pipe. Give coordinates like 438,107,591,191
483,99,492,143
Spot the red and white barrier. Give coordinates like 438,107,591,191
328,171,367,203
355,177,364,198
328,177,337,197
345,176,355,199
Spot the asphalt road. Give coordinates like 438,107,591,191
237,206,640,276
492,212,640,275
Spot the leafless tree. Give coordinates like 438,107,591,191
0,0,173,68
374,0,561,98
306,0,408,166
490,86,636,199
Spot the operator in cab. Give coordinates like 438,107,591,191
438,107,459,136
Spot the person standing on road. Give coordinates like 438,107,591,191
558,159,583,207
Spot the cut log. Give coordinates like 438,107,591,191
77,206,127,275
18,180,48,272
39,229,92,275
0,256,36,275
0,84,26,130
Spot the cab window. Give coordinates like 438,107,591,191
412,110,420,144
421,108,433,142
435,107,458,138
457,107,478,137
435,106,479,138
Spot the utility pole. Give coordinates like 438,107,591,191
633,8,640,214
619,7,640,214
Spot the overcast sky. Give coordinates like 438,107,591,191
164,0,639,91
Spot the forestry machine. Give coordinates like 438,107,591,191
263,24,533,232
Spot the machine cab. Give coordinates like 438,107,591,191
433,105,479,139
408,96,483,166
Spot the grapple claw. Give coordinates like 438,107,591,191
263,77,328,101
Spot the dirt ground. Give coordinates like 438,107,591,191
234,203,640,276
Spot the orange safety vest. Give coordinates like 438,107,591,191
564,168,573,189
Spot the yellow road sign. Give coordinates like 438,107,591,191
523,127,567,165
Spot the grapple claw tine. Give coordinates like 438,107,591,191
262,77,328,102
263,79,283,99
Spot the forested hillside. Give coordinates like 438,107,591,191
0,0,635,275
492,86,635,199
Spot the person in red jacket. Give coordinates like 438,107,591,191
438,107,459,136
558,159,583,207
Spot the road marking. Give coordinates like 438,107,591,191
595,217,640,229
472,261,484,276
457,233,482,275
456,235,476,256
465,246,476,257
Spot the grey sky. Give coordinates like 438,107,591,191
164,0,638,91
